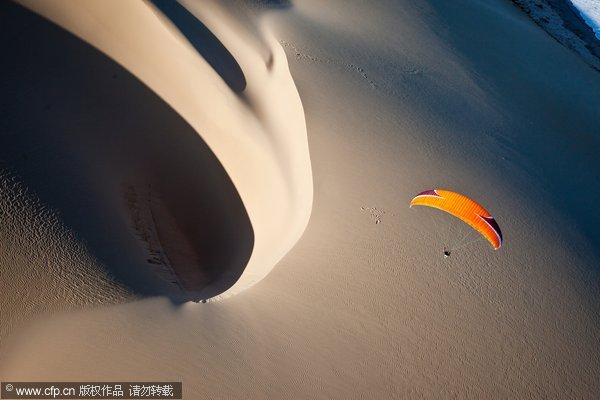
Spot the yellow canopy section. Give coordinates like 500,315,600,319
410,190,502,250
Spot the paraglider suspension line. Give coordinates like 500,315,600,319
429,213,448,250
450,228,473,250
448,227,484,253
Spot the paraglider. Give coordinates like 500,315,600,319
410,189,502,252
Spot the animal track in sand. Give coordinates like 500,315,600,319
281,40,383,88
280,40,377,87
124,185,182,291
347,63,377,89
280,40,330,64
361,206,385,224
280,40,423,94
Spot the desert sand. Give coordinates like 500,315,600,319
1,0,599,398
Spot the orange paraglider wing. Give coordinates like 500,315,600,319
409,189,502,250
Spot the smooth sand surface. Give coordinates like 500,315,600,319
1,0,599,398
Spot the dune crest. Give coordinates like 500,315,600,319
17,0,313,300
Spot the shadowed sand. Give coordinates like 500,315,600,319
0,1,254,306
150,0,247,92
8,0,313,302
1,0,600,399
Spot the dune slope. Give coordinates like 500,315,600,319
1,0,599,399
8,0,313,303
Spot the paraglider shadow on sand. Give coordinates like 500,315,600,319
0,2,254,303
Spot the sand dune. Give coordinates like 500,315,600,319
12,0,313,301
1,0,599,398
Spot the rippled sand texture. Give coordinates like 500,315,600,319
1,0,600,399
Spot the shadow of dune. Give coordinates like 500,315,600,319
0,2,254,302
150,0,247,93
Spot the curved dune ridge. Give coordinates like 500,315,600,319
2,0,600,398
13,0,313,301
